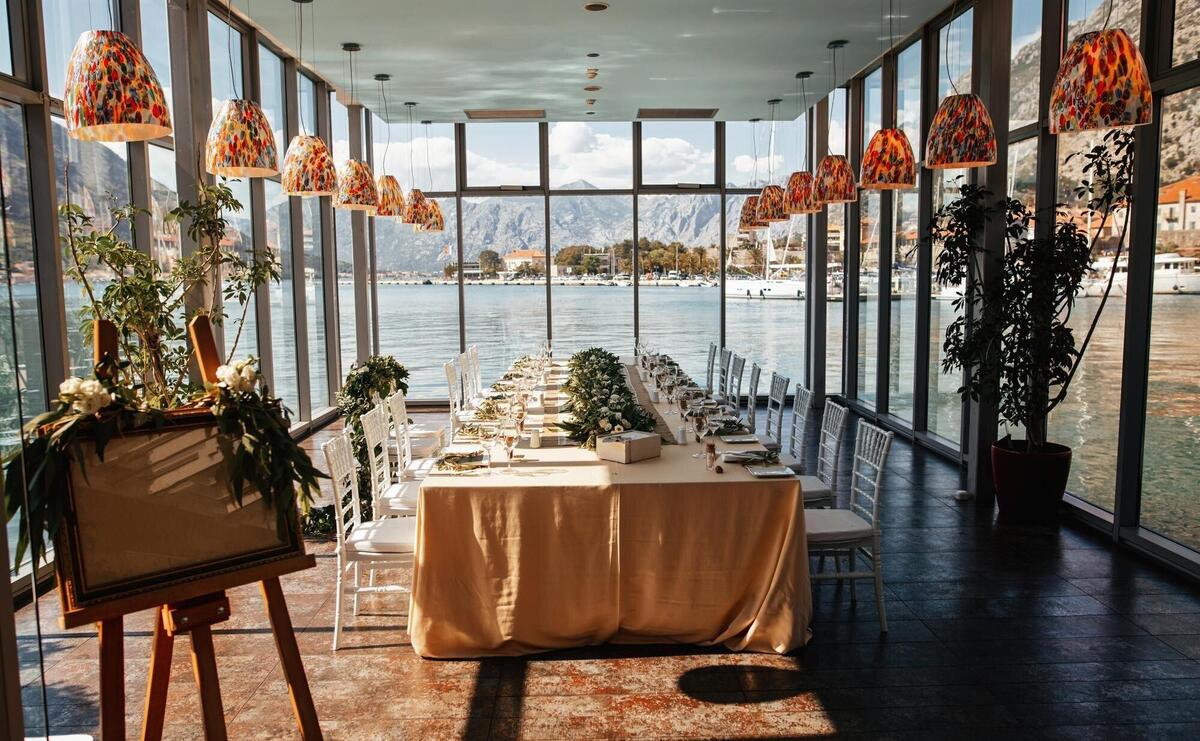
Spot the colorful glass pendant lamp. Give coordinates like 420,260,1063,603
206,0,278,177
333,43,378,212
281,0,337,196
372,74,407,216
64,25,172,142
784,72,819,215
924,6,996,169
861,1,916,189
419,120,445,232
402,102,429,226
737,118,767,233
815,40,857,205
1048,0,1151,135
756,99,788,223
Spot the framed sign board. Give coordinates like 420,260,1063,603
54,413,308,628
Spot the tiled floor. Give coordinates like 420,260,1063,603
14,409,1200,739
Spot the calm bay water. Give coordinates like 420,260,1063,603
5,283,1199,562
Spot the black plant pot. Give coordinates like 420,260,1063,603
991,439,1072,526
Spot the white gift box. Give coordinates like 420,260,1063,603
596,430,662,464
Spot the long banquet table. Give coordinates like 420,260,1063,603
408,360,811,658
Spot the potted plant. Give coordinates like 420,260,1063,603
3,182,323,592
929,129,1134,524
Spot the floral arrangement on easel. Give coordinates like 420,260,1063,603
2,182,323,569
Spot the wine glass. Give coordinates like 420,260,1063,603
501,423,520,470
691,409,710,457
479,423,499,473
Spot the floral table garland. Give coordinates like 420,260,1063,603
559,348,657,449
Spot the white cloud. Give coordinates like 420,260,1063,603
548,122,632,188
641,136,714,184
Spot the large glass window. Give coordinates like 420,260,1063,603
724,196,805,388
376,118,455,193
52,115,131,377
147,143,179,270
463,196,546,384
927,10,973,446
258,46,286,156
1067,0,1140,46
331,94,355,371
1141,88,1200,550
1,101,46,577
376,197,460,399
1010,0,1042,130
298,76,330,411
43,0,117,99
640,122,715,185
1008,138,1038,209
208,12,242,113
465,123,540,188
0,2,11,76
725,118,802,189
1174,0,1200,67
140,0,174,122
891,42,922,423
637,194,720,380
857,70,883,408
549,122,632,189
264,180,298,414
550,195,634,355
825,89,848,395
1046,127,1128,511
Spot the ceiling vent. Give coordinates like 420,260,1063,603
464,108,546,120
637,107,719,119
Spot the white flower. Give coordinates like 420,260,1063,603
599,419,612,431
613,425,624,434
215,364,240,387
59,376,83,398
71,379,111,415
239,364,258,386
621,417,630,426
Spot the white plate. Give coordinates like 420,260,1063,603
720,434,760,444
745,464,796,478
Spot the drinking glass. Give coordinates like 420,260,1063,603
501,424,520,470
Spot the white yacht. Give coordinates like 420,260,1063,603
1077,253,1200,297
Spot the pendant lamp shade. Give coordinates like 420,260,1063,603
925,93,997,170
861,128,916,190
333,159,378,212
403,188,428,225
814,155,857,204
375,175,406,217
1049,29,1151,134
206,99,278,177
756,184,788,223
281,135,337,196
421,199,445,232
63,30,173,142
784,171,819,214
737,196,767,233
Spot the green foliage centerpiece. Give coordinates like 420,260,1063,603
560,348,656,449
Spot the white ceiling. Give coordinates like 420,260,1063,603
243,0,948,122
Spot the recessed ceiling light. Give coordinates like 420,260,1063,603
587,52,600,58
586,111,595,115
584,84,601,92
584,2,609,11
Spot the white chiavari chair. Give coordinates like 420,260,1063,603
717,348,731,399
361,405,419,517
781,385,814,472
721,354,746,414
745,362,762,431
797,399,849,508
384,389,444,460
322,431,416,651
445,359,475,433
806,421,894,632
704,342,718,396
761,371,790,450
468,345,483,404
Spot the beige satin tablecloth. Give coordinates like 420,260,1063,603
409,364,811,658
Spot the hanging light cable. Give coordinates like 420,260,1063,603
333,43,379,211
784,72,819,215
757,98,788,223
373,75,406,216
420,120,445,232
207,0,278,177
924,2,997,168
815,40,857,205
737,118,767,233
282,0,336,196
861,0,916,189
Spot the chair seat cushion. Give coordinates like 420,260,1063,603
379,480,420,514
797,474,830,498
346,517,416,554
401,456,437,480
806,509,873,545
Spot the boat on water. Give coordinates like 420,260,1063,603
725,222,807,300
1077,253,1200,297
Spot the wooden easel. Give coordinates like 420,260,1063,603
80,318,323,740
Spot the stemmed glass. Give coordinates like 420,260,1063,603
479,423,499,473
501,422,520,470
691,408,712,457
